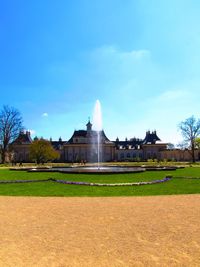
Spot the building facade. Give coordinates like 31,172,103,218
63,121,115,162
11,120,170,163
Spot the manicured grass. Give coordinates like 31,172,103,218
0,167,199,196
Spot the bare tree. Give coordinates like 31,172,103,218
0,106,23,163
177,141,188,161
178,116,200,162
167,143,175,150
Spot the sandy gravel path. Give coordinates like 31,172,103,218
0,195,199,267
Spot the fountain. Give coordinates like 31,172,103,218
25,100,147,174
10,100,179,175
92,100,102,169
62,99,144,173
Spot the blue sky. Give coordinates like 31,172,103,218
0,0,200,144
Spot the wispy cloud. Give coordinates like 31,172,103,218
90,45,150,60
29,129,36,136
87,45,154,97
89,46,151,71
42,112,48,117
130,85,200,144
153,89,191,104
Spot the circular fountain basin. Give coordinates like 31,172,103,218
28,166,145,174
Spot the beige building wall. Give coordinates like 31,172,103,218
64,143,115,162
115,149,143,161
142,144,167,160
160,149,200,161
12,145,31,163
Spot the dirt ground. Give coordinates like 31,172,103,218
0,195,199,267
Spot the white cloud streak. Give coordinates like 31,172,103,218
42,112,48,117
29,129,36,136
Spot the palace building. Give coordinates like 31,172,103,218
11,120,168,163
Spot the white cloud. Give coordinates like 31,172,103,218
90,45,150,64
147,85,200,114
120,49,150,60
29,129,36,136
87,45,155,101
42,112,48,117
155,89,190,102
129,85,200,144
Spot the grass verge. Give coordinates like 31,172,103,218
0,167,199,196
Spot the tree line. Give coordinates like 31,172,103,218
0,105,200,163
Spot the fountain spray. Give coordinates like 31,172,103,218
92,100,102,169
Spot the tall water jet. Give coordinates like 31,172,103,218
92,100,103,169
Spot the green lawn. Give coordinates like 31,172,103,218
0,167,199,196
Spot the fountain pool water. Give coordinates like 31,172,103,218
25,165,177,174
28,166,146,174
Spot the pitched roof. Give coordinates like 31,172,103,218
67,130,111,144
114,131,162,149
143,131,161,144
114,138,143,149
51,140,66,150
67,130,87,143
12,131,32,145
